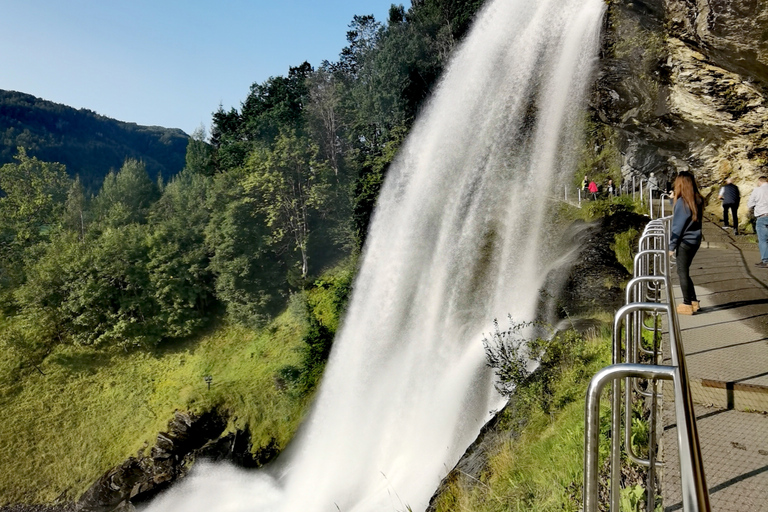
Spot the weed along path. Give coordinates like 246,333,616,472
661,216,768,511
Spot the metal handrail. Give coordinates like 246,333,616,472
583,215,710,511
660,193,672,218
584,364,675,512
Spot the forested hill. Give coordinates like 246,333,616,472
0,89,188,188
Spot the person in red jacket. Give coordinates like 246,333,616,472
588,180,598,200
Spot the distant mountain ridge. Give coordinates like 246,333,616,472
0,89,189,189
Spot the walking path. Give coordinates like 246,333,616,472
661,215,768,511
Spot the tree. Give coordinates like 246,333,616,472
242,130,332,279
306,66,344,177
91,158,160,229
0,148,70,297
240,62,312,142
184,125,214,176
147,168,214,338
62,176,88,239
13,232,82,348
0,147,69,249
210,63,313,173
63,224,159,348
205,168,284,326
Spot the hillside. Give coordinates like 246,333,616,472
0,90,188,188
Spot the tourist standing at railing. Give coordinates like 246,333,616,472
718,177,741,234
669,171,704,315
747,175,768,268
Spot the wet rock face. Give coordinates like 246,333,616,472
667,0,768,83
76,410,226,512
557,211,645,317
73,410,278,512
597,0,768,220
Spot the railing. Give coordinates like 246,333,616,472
583,217,711,512
650,192,673,220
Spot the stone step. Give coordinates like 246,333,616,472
689,378,768,414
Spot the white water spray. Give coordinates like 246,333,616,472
145,0,605,510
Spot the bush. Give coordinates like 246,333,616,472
586,195,635,219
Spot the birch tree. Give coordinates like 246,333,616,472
243,130,331,279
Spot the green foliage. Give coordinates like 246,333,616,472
558,194,639,226
0,147,69,253
352,123,408,247
576,118,622,187
211,63,313,170
205,168,285,326
584,195,636,219
0,255,356,502
91,159,160,229
13,232,81,345
62,176,88,238
65,224,159,348
613,227,640,274
147,168,214,338
434,329,612,512
305,263,354,333
279,260,354,395
630,416,649,460
184,126,214,176
0,315,311,503
242,130,333,278
620,484,646,512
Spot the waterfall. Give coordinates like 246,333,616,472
144,0,605,510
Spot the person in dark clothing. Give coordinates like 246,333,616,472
718,178,741,234
669,171,704,315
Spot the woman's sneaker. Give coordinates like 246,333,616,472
677,303,694,315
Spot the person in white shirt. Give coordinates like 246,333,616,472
747,176,768,267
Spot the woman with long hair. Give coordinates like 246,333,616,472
669,171,705,315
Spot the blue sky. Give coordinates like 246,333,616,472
2,0,398,135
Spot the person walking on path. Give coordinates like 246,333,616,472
747,175,768,267
718,177,741,234
588,180,598,200
669,171,704,315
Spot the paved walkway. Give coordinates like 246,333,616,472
661,215,768,511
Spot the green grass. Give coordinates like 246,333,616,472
431,329,613,512
0,254,358,505
613,227,640,274
0,311,314,504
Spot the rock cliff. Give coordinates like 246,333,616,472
598,0,768,223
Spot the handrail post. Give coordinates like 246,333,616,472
584,364,675,512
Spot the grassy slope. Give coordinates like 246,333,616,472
431,328,613,512
0,301,314,504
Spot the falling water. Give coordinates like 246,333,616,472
144,0,605,510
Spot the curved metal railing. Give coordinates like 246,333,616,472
583,216,711,512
